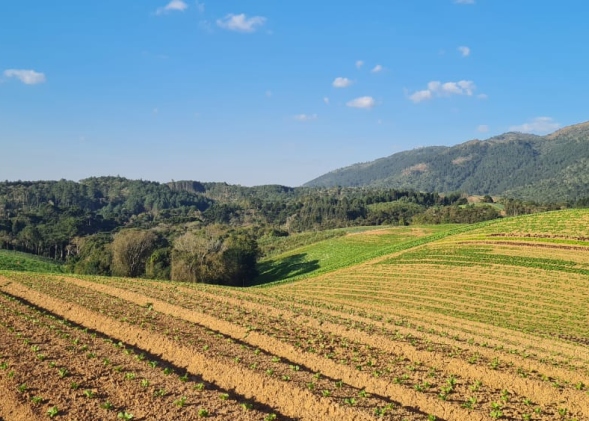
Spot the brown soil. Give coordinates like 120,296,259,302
0,291,281,421
38,274,589,420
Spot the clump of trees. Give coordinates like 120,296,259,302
171,227,258,286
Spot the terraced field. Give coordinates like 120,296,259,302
1,210,589,420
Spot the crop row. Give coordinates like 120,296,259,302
1,274,440,421
0,291,279,420
36,273,589,420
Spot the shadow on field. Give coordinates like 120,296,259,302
253,253,320,286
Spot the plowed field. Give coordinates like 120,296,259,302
2,210,589,420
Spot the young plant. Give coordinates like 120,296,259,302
174,396,187,407
101,401,114,410
198,409,209,418
31,396,44,405
47,406,59,418
117,412,134,420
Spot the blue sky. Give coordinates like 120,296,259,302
1,1,588,186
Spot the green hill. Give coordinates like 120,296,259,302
305,121,589,202
254,224,459,286
0,249,64,274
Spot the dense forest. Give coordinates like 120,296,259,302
0,177,571,285
305,121,589,202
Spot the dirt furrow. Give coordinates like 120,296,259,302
54,276,490,421
0,280,370,421
0,292,286,421
58,276,589,420
275,290,589,361
262,291,589,371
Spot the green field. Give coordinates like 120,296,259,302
254,224,459,286
0,249,64,274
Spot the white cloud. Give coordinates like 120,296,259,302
509,117,561,134
371,64,384,73
409,80,476,103
3,69,46,85
409,90,433,103
346,96,376,110
217,14,266,33
458,46,471,57
155,0,188,15
454,0,475,4
356,60,364,69
294,114,318,121
332,77,353,88
195,1,205,13
477,125,489,133
323,97,330,105
477,93,488,100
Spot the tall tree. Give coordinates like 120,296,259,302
111,230,156,277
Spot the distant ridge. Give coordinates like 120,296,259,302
304,121,589,202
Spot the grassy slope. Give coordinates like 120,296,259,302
0,250,64,274
274,209,589,338
254,224,462,286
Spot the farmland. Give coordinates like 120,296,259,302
1,210,589,420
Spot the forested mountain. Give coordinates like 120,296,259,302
305,122,589,202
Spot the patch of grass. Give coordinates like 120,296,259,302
0,250,64,273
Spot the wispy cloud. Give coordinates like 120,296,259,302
155,0,188,15
217,14,266,33
3,69,46,85
509,117,561,134
371,64,384,73
265,90,273,98
454,0,475,4
477,125,489,133
355,60,364,69
195,1,205,13
294,114,318,121
458,46,471,57
409,80,476,103
347,96,376,109
477,93,488,100
332,77,353,88
323,97,330,105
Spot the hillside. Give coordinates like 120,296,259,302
305,121,589,202
255,224,457,285
0,249,63,274
2,209,589,420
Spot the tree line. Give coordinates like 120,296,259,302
0,177,577,285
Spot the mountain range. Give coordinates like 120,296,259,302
304,121,589,202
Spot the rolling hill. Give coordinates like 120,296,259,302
305,121,589,202
2,209,589,420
